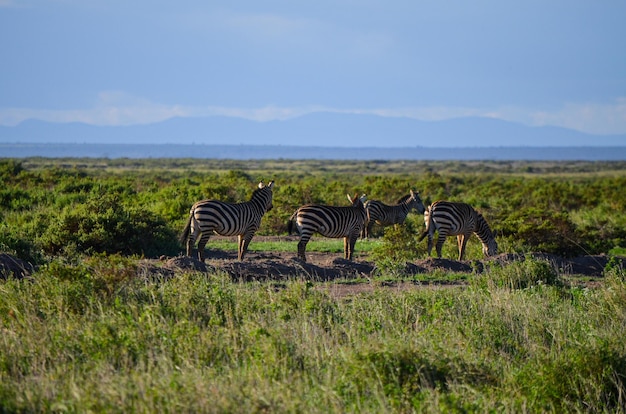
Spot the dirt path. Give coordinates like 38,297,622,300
160,249,620,281
3,244,623,298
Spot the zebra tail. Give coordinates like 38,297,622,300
287,211,298,235
417,207,432,242
417,229,429,242
180,213,192,245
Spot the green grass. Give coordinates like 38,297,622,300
1,255,625,412
204,238,384,254
610,246,626,256
2,158,626,411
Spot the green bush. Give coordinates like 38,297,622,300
370,222,423,275
36,194,178,257
477,258,562,290
498,208,582,256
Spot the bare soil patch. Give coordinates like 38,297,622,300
161,248,624,281
3,248,624,297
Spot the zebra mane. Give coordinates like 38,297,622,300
475,212,495,240
396,194,412,204
249,181,274,202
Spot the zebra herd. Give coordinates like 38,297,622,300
181,181,498,263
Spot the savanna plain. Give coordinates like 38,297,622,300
1,158,626,413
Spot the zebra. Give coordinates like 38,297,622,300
287,194,367,262
418,200,497,260
180,181,274,261
362,190,426,238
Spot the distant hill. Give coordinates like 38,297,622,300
2,143,626,160
1,113,625,147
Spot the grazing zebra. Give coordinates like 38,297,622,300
418,200,497,260
362,190,426,238
288,194,367,262
181,181,274,261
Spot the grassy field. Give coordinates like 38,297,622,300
1,255,625,412
1,158,626,412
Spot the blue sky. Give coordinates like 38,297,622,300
1,0,625,141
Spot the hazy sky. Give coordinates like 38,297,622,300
1,0,625,138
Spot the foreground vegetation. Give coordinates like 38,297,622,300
1,255,625,412
1,158,626,411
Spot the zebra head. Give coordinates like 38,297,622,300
347,193,367,209
477,220,498,256
483,235,498,257
255,180,275,212
409,190,426,214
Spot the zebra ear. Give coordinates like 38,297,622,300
267,180,274,188
258,181,265,189
347,194,353,203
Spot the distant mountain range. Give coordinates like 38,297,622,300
1,112,625,147
3,143,626,160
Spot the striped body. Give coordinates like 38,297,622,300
419,200,497,260
181,181,274,261
288,194,367,262
363,190,425,238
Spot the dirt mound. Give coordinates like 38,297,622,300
407,257,474,274
0,253,34,280
164,256,210,272
483,253,623,277
177,250,624,281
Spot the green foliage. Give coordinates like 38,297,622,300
0,159,23,179
498,208,582,256
370,221,424,276
1,259,626,412
476,258,563,290
37,193,178,258
1,158,626,263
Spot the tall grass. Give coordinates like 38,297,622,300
1,255,625,412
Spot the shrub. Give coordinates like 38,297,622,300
0,224,42,265
477,258,562,290
498,208,582,256
0,159,23,179
37,194,178,258
370,222,423,275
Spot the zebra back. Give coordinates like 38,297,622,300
188,180,274,236
366,190,425,226
426,200,497,256
292,193,367,238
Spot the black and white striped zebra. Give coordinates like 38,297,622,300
181,181,274,261
288,194,367,262
362,190,426,238
418,200,497,260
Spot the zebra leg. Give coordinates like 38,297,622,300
363,222,372,239
186,234,196,258
346,234,358,261
426,233,434,257
297,240,309,262
238,233,254,261
297,232,311,262
197,233,211,262
237,235,245,261
435,232,447,258
458,234,470,261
